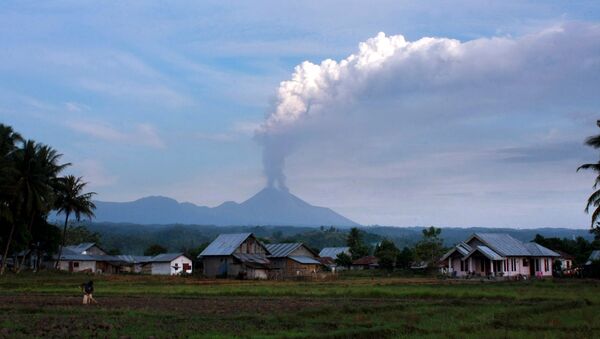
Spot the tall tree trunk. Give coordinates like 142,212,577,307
55,211,70,270
0,223,16,275
16,215,35,274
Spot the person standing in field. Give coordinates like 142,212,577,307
81,280,97,304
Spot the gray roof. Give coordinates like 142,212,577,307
319,247,350,258
471,233,531,256
524,243,560,257
442,233,562,262
199,233,254,257
467,245,505,261
265,243,302,257
440,242,472,261
586,250,600,265
65,243,97,254
289,256,322,265
147,253,188,263
232,253,270,265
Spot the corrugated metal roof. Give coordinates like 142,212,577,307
524,243,560,257
265,243,302,257
319,247,350,258
289,256,322,265
586,250,600,265
472,233,531,256
233,253,270,264
199,233,253,257
468,245,505,260
65,243,96,254
148,253,188,263
440,242,473,261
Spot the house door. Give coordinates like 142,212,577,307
68,261,73,272
529,259,535,276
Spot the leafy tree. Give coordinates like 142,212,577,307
577,119,600,238
347,227,369,260
414,226,444,268
144,244,168,256
396,246,414,269
335,251,352,268
64,225,101,246
54,175,96,269
374,239,399,270
185,242,210,260
106,248,122,255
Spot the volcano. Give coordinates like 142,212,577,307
90,187,359,226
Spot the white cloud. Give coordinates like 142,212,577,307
75,159,118,187
66,120,166,149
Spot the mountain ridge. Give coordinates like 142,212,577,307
90,187,359,226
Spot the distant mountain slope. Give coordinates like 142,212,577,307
91,187,359,226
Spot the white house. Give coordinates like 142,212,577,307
441,233,559,278
142,253,193,275
55,243,119,274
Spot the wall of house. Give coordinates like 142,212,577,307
247,267,268,280
150,263,172,275
169,256,193,275
289,246,316,258
58,260,96,273
203,256,232,278
235,237,267,255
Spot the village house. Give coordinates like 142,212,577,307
199,233,271,279
440,233,559,279
54,243,119,274
54,243,193,275
319,247,351,259
351,256,379,270
265,243,321,279
318,247,351,272
555,250,576,274
139,253,193,275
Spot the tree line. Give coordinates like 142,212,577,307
0,124,95,275
334,226,446,270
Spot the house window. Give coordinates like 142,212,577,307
460,260,464,271
504,259,507,271
480,260,485,272
73,262,79,268
544,259,549,272
523,258,529,267
511,258,516,271
465,260,469,271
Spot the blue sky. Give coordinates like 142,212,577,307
1,1,600,227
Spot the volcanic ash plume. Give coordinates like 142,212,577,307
255,32,415,189
255,23,600,190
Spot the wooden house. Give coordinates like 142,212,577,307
199,233,271,279
265,243,321,279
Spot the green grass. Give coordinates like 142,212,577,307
0,272,599,338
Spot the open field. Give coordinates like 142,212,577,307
1,273,599,338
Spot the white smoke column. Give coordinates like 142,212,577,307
255,24,600,190
256,32,457,189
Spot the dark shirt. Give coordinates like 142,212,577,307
83,282,94,294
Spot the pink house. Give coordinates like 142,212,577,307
441,233,559,278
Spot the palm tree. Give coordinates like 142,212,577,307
0,125,23,275
5,141,68,274
577,120,600,231
54,175,96,269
